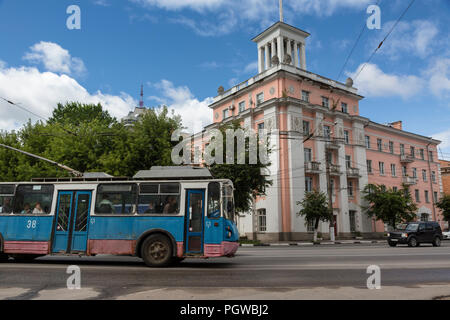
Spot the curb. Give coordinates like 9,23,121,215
239,240,386,247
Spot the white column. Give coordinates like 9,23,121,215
300,42,307,70
277,36,284,64
294,42,299,68
286,39,292,65
264,44,270,70
258,47,264,73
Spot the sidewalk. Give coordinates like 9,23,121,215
240,239,387,247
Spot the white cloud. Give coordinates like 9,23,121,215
0,65,135,131
132,0,372,36
23,42,86,76
433,128,450,155
425,57,450,99
149,80,213,133
373,20,439,59
93,0,110,6
243,61,258,74
350,63,424,99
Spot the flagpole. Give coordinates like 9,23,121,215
279,0,283,22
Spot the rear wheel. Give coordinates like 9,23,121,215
433,236,442,247
141,234,173,267
388,241,397,247
0,253,9,262
408,237,418,247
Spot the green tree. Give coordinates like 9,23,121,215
436,194,450,229
362,184,417,229
297,190,333,242
207,120,272,213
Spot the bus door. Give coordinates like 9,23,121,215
52,191,92,254
185,190,205,254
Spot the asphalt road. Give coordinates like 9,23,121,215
1,242,450,300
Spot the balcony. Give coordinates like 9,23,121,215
402,176,417,185
400,154,414,163
305,161,321,174
330,164,342,176
325,138,341,150
347,167,361,178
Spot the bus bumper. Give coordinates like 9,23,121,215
204,241,239,257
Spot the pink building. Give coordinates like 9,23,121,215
203,21,443,241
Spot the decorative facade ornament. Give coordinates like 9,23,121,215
283,54,292,64
271,55,280,65
270,87,275,95
217,86,224,95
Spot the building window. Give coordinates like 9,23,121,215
345,155,352,169
377,139,382,152
410,146,415,158
222,109,228,120
429,151,434,162
307,220,315,232
431,171,436,183
393,186,398,192
389,141,394,154
301,90,310,102
344,130,350,144
257,209,267,232
323,125,331,140
391,164,397,177
420,213,429,222
349,211,356,233
341,102,348,114
400,144,405,155
379,162,385,175
419,149,424,160
415,189,420,202
303,120,310,136
322,97,329,108
304,148,312,163
365,136,371,149
434,192,439,203
305,177,313,193
348,181,354,197
422,170,427,182
256,92,264,105
425,190,430,203
412,168,417,179
367,160,373,174
402,166,407,177
238,101,246,113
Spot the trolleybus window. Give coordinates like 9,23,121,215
12,184,54,215
207,182,220,218
95,184,137,215
0,184,15,214
222,184,235,222
138,183,180,214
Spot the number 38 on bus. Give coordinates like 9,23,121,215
0,167,239,267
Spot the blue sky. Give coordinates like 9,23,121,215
0,0,449,158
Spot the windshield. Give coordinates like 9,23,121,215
396,223,407,230
222,183,235,223
405,223,419,232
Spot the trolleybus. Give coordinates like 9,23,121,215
0,166,239,267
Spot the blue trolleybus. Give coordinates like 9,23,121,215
0,167,239,267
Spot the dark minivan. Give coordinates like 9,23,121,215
388,222,443,247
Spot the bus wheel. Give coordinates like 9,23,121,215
141,234,173,267
12,254,39,263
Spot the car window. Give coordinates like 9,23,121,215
405,224,419,232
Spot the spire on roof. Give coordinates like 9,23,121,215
139,84,144,108
279,0,283,22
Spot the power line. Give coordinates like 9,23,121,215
337,0,382,81
354,0,416,81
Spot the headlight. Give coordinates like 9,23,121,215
387,233,390,237
401,233,408,238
